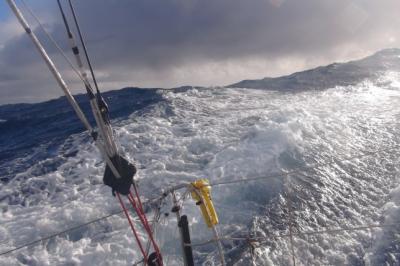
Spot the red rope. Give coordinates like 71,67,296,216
128,187,163,265
133,185,148,220
131,186,152,232
127,193,154,244
116,192,148,265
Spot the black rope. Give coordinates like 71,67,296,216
67,0,101,95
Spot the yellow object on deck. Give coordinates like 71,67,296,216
191,179,219,227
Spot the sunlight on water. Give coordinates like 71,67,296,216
0,71,400,265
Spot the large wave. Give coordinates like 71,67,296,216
0,70,400,265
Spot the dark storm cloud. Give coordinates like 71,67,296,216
0,0,399,104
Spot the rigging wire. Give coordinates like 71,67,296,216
67,0,101,95
0,208,122,256
1,144,398,257
199,221,400,244
208,144,399,188
19,0,92,91
56,0,88,86
0,194,164,256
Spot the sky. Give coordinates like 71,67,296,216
0,0,399,104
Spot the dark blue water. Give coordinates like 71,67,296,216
0,87,166,183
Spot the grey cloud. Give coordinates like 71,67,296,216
0,0,400,104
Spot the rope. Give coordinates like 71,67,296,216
131,186,150,229
128,188,163,265
117,192,148,264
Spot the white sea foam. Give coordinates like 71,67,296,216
1,72,400,265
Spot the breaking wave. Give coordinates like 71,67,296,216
0,72,400,265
